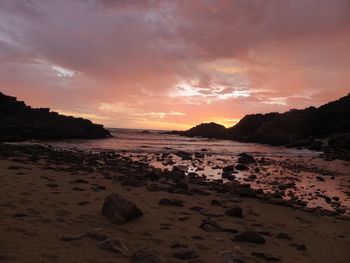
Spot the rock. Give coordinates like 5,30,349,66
194,152,205,158
173,165,188,173
223,165,235,172
173,249,199,260
199,220,221,232
235,164,249,171
86,231,108,241
251,252,281,261
316,176,325,181
159,198,184,207
222,172,235,180
276,232,291,240
72,186,85,191
96,239,129,254
101,193,143,224
237,153,256,164
225,206,243,218
75,179,89,184
211,199,222,206
191,235,204,240
176,151,192,159
232,231,266,244
170,241,188,249
199,219,238,234
247,174,257,180
190,206,203,211
12,213,28,217
290,244,306,251
131,250,163,263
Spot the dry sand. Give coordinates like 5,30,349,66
1,158,350,263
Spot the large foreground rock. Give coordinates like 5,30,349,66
101,193,143,224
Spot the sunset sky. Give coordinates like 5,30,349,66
1,0,350,130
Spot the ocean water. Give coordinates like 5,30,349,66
47,128,318,157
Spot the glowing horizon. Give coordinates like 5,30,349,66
1,0,350,130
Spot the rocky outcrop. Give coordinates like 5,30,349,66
179,93,350,159
0,92,111,141
180,122,227,139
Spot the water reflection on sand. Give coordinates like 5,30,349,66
44,128,350,215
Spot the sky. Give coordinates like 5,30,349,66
1,0,350,130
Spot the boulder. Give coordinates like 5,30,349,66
223,165,235,172
225,206,243,218
101,193,143,224
235,164,249,171
237,153,256,164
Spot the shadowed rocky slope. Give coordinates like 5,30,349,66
0,92,111,141
182,122,227,138
179,94,350,157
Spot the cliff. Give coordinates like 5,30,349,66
0,92,112,141
181,93,350,157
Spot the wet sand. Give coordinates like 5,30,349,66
129,152,350,215
1,149,350,263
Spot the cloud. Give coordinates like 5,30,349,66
52,65,75,78
0,0,349,129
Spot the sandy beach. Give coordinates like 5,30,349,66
1,145,349,263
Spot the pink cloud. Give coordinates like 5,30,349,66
0,0,349,129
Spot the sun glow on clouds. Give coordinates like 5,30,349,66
171,82,250,101
137,111,185,119
211,65,245,74
99,102,186,122
264,97,288,106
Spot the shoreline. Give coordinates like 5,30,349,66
1,143,350,262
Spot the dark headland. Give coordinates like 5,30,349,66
173,93,350,159
0,92,111,141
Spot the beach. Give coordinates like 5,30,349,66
0,141,349,263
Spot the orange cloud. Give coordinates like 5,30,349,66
0,0,349,129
